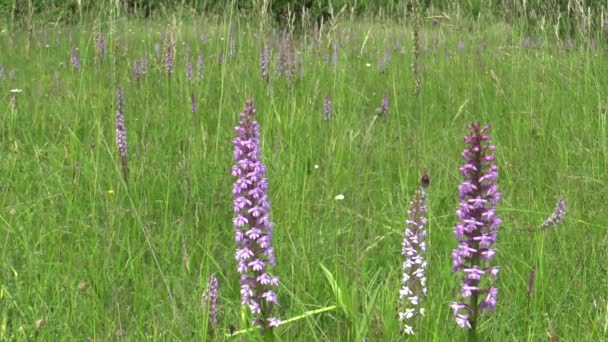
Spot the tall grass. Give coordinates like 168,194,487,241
0,9,607,341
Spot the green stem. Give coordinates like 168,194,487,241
226,305,337,338
263,327,274,342
468,292,478,342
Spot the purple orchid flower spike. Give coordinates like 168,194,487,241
451,123,501,339
232,98,280,332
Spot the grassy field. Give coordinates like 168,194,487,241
1,11,607,341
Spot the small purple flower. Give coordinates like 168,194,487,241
458,40,465,51
260,43,269,81
527,267,536,297
421,169,429,189
379,53,386,74
218,52,224,66
133,60,141,81
232,98,280,330
381,92,389,116
398,186,428,335
191,93,197,114
96,34,106,62
197,54,204,80
186,57,193,82
164,34,174,75
278,36,295,81
201,273,219,328
165,48,174,74
451,123,501,333
541,197,566,230
588,38,596,52
324,93,332,120
71,48,80,71
115,87,129,179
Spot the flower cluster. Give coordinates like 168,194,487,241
191,93,197,114
115,87,129,179
163,32,175,74
260,43,270,81
324,93,332,120
399,186,428,335
197,54,204,80
232,98,280,329
186,57,193,82
133,60,141,81
202,273,219,328
451,123,501,329
71,47,80,71
381,92,389,116
97,34,106,61
541,197,566,230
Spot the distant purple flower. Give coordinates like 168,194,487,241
96,34,106,62
133,60,141,81
115,87,129,179
260,43,269,81
232,98,280,330
458,40,465,51
541,197,566,230
165,46,174,74
421,169,430,189
197,54,204,80
202,273,219,328
71,48,80,71
588,38,596,51
398,186,428,335
218,52,224,66
323,51,329,65
324,93,332,120
278,36,295,81
451,123,501,333
191,93,197,114
527,267,536,297
381,92,389,116
186,57,193,82
379,53,386,74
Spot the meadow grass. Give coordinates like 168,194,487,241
0,12,607,341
